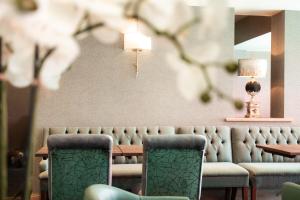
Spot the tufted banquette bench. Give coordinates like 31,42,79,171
231,127,300,200
38,126,300,200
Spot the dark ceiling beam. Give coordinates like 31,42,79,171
235,16,271,45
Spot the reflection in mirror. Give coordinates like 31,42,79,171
233,15,271,117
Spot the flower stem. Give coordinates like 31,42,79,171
23,45,40,200
0,37,8,200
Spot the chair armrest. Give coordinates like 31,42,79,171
84,185,190,200
84,184,139,200
282,182,300,200
39,159,48,172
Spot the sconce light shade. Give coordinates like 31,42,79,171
238,59,267,78
124,32,151,50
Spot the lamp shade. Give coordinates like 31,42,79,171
124,32,151,50
238,59,267,78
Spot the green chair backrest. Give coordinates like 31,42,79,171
48,134,112,200
142,135,206,200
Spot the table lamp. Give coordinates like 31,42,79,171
238,59,267,118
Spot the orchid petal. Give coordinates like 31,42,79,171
177,65,207,101
92,27,120,44
39,38,79,90
6,39,34,88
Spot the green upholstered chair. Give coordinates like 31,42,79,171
142,135,206,200
48,134,112,200
84,184,190,200
282,182,300,200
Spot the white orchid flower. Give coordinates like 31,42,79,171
6,38,34,87
140,0,194,33
39,38,79,90
167,53,207,100
0,0,84,89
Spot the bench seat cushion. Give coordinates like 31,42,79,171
202,162,249,188
112,164,142,177
239,163,300,188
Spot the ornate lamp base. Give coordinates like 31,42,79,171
245,101,260,118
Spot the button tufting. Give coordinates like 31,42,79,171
298,140,300,144
276,140,279,144
158,129,161,134
101,130,104,134
147,129,150,133
259,130,262,133
250,152,253,156
89,130,92,134
287,140,290,144
215,129,218,133
270,130,273,133
243,140,247,144
112,130,115,134
136,130,138,133
255,140,258,144
280,129,283,133
216,152,219,156
291,129,294,133
124,130,127,133
204,129,207,133
221,140,225,144
211,140,214,144
249,129,252,133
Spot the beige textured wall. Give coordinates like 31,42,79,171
35,12,237,132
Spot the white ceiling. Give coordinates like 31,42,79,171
186,0,300,16
234,32,271,52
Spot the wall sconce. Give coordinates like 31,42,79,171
124,23,151,77
238,59,267,118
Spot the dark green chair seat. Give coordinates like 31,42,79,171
239,163,300,188
282,182,300,200
84,184,190,200
202,162,249,188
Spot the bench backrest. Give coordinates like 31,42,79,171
231,126,300,163
177,126,232,162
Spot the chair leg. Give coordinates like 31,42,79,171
225,188,232,200
231,187,237,200
242,187,249,200
251,185,256,200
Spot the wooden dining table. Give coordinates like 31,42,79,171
256,144,300,158
35,145,143,159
